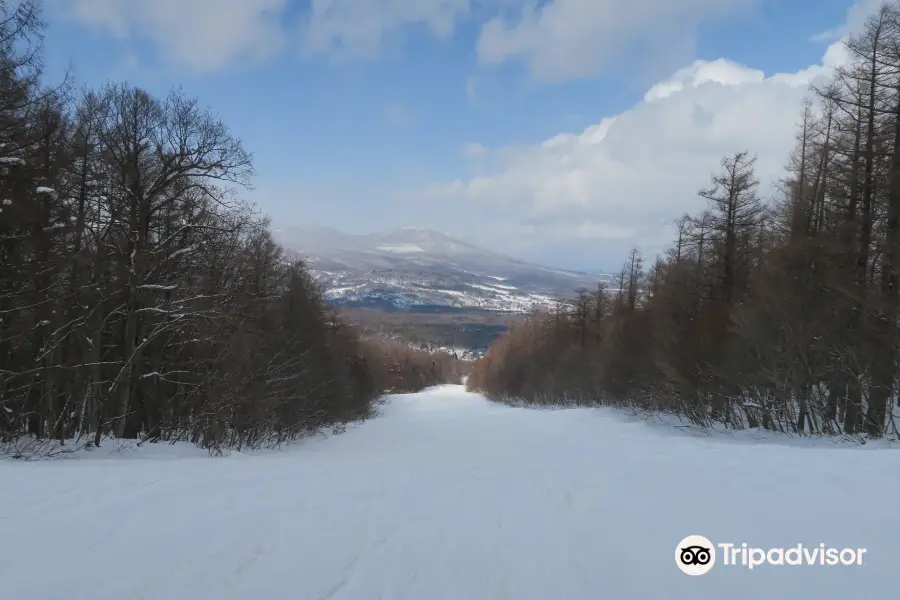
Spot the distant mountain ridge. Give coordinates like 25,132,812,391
274,225,614,313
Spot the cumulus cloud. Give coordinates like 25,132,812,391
476,0,757,82
424,40,852,267
61,0,287,71
302,0,471,58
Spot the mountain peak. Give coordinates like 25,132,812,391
274,225,613,314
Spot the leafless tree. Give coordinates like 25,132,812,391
468,2,900,440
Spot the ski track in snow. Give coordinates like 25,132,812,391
1,385,897,600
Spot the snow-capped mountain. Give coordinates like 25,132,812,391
274,226,614,313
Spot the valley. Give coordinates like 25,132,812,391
338,308,522,359
274,225,614,355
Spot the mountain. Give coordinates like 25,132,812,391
274,226,614,313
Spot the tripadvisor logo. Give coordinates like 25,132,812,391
675,535,867,576
676,535,716,576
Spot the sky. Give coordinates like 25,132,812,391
40,0,885,272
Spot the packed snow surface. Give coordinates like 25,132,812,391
2,385,897,600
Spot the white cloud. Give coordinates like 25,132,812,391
424,38,853,267
61,0,476,69
302,0,471,58
476,0,757,82
62,0,287,71
810,0,890,44
58,0,764,80
810,27,843,43
463,142,487,157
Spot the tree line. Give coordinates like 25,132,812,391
0,1,461,457
468,3,900,439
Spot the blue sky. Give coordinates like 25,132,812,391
43,0,869,272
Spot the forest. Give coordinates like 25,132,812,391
0,1,464,457
469,2,900,439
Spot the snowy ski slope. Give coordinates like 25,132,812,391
1,385,897,600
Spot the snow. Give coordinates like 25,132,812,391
324,285,362,299
436,288,469,297
308,258,598,313
35,186,56,195
1,385,896,600
467,282,515,294
422,287,555,312
376,243,426,253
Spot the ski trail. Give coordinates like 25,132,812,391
1,385,896,600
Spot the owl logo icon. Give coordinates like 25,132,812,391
676,535,716,575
